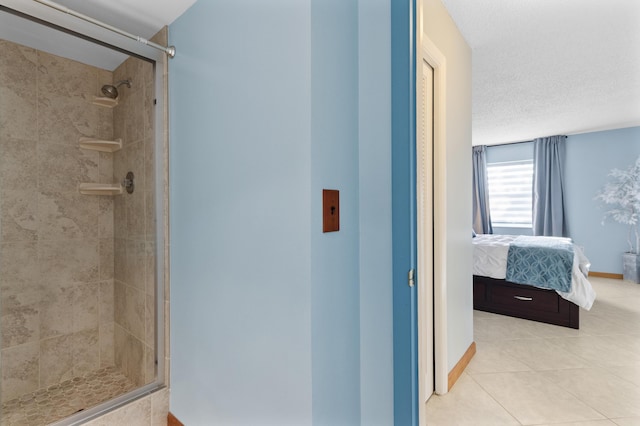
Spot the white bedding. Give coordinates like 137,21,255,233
472,234,596,310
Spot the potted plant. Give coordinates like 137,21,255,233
595,155,640,283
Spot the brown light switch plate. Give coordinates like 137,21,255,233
323,189,339,232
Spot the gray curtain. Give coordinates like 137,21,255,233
472,145,493,234
533,135,567,237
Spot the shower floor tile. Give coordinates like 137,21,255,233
1,366,137,426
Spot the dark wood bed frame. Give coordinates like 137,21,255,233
473,275,580,329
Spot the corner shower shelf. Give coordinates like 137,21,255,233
78,183,123,196
79,137,122,153
92,96,118,108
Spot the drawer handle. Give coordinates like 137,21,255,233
514,295,533,301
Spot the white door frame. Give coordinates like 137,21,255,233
416,1,449,422
416,58,435,406
423,35,449,396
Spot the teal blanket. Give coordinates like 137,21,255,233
506,236,574,292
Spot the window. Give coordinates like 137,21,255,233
487,160,533,228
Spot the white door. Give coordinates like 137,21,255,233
417,59,435,408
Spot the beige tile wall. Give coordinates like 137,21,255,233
112,54,157,387
0,39,119,402
1,24,168,423
83,387,169,426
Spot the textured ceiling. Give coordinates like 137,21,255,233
440,0,640,145
2,0,639,138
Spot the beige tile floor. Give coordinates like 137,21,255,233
1,366,137,426
425,277,640,426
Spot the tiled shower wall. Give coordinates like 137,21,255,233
0,39,116,402
112,55,156,387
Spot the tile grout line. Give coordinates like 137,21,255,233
465,372,524,425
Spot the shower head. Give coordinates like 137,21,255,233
100,79,132,99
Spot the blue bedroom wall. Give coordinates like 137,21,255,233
485,126,640,273
485,141,533,163
565,127,640,274
169,0,394,424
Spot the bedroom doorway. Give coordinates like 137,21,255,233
417,58,435,409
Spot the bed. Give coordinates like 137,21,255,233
472,234,596,329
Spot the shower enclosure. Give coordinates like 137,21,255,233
0,3,167,425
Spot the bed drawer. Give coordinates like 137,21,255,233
473,281,487,305
490,284,560,313
473,275,579,329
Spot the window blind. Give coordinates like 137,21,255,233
487,160,533,227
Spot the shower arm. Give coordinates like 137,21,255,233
33,0,176,58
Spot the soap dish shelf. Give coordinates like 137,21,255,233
79,137,122,153
78,183,123,196
92,96,118,108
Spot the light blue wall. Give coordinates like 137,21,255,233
358,0,393,424
169,1,313,424
565,127,640,274
485,127,640,273
310,0,360,424
169,0,394,424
